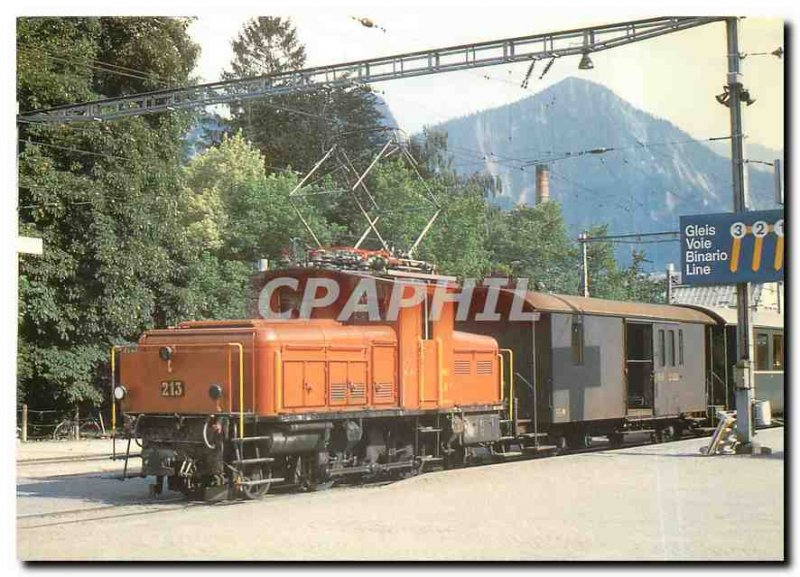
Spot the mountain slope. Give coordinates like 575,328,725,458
430,77,779,269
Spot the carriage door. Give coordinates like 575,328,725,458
652,323,679,416
625,321,654,416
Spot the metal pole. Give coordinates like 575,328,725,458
74,405,80,441
725,17,755,448
774,158,783,205
666,263,674,304
21,404,28,443
531,323,539,449
579,232,589,297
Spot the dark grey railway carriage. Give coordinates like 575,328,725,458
459,289,717,448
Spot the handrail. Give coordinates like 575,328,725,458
274,349,283,413
418,339,425,404
499,348,515,422
497,353,505,403
227,342,244,438
436,337,444,404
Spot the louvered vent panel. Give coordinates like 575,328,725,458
476,360,493,375
454,360,471,375
374,383,394,399
330,382,347,402
350,383,366,399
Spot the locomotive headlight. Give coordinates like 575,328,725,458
159,346,174,361
114,385,127,400
209,384,223,400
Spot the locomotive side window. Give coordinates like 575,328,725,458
755,333,770,370
678,329,684,366
571,316,584,365
773,334,784,370
668,330,676,367
658,330,666,367
421,296,433,340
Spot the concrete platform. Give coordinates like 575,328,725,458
17,427,784,561
17,437,117,462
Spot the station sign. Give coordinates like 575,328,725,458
680,209,784,285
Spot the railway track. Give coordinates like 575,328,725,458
16,427,734,529
19,423,782,530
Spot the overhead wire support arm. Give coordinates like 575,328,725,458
18,17,725,124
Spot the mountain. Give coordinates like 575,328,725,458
704,140,783,166
429,77,780,270
185,94,399,155
373,94,399,130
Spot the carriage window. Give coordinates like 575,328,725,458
773,334,784,370
668,330,676,367
658,330,665,367
571,317,584,365
755,333,770,370
678,329,684,366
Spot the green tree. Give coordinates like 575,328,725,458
581,225,662,302
179,132,346,319
486,202,579,293
17,17,200,411
222,16,389,174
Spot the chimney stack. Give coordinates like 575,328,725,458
535,164,550,204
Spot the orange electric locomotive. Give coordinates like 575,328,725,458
113,268,513,500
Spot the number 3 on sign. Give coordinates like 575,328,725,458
729,221,746,272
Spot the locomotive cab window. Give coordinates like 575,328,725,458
658,330,666,367
678,329,684,366
421,296,433,340
571,316,584,365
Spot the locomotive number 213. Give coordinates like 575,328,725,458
160,380,184,397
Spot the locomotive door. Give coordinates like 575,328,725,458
371,345,398,405
282,360,326,409
328,361,368,407
652,323,680,416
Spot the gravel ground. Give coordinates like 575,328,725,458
17,427,784,561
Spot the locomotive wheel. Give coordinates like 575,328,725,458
240,466,272,500
306,479,335,492
296,454,335,492
443,446,466,469
568,433,592,450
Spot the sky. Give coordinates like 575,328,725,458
188,11,784,152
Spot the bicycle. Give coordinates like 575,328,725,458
52,416,104,440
